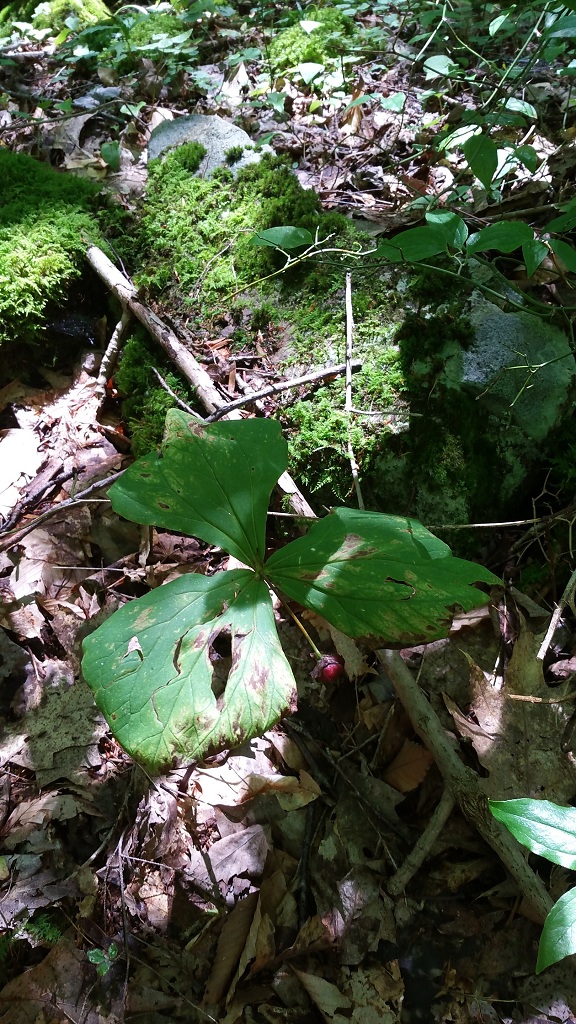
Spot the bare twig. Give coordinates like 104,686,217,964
205,360,362,422
378,648,553,923
96,308,132,400
344,272,364,509
387,788,455,895
537,565,576,662
150,367,200,417
86,244,316,519
0,470,124,552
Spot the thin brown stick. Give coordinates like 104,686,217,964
86,244,317,519
378,648,553,923
344,271,364,509
205,360,362,422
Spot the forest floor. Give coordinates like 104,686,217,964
1,5,576,1023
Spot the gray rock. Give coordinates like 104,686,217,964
444,295,576,440
148,114,272,177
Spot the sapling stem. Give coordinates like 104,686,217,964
274,593,322,661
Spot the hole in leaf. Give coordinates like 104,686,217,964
209,629,232,700
158,501,170,509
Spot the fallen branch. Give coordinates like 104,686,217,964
86,245,232,417
205,360,362,423
378,648,553,924
86,244,316,518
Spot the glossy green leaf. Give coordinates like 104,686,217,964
375,226,448,263
249,225,314,249
296,62,324,84
108,414,287,567
489,13,509,35
267,91,286,114
423,54,459,79
380,91,406,112
546,197,576,232
522,239,548,278
100,140,121,172
514,144,539,173
82,569,296,773
489,798,576,868
266,508,498,645
425,210,468,249
550,238,576,273
463,133,498,190
536,889,576,972
544,15,576,37
467,220,534,254
504,97,537,119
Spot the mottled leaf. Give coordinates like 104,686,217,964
108,415,287,567
266,508,498,645
82,570,296,773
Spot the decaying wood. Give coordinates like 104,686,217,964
86,244,316,518
378,648,554,924
205,360,362,422
86,245,229,416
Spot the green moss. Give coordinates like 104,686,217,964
32,0,110,30
225,145,244,165
0,149,101,368
115,328,197,457
162,141,207,174
268,7,355,73
126,11,182,48
132,151,353,313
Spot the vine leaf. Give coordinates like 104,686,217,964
265,508,499,645
108,413,287,567
82,569,296,774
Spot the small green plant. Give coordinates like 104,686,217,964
87,941,120,977
82,414,498,774
489,798,576,972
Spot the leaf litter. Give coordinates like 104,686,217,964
2,6,576,1023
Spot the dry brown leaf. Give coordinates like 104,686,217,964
382,738,434,793
203,890,259,1005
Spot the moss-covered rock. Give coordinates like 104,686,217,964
3,0,112,30
268,7,355,73
115,328,197,457
0,149,101,373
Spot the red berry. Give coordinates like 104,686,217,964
311,654,345,683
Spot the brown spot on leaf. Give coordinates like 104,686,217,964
158,501,170,509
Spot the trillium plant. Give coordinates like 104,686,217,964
82,413,497,774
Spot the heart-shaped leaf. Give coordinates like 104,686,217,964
249,226,314,250
536,888,576,972
82,569,296,773
266,508,498,645
108,414,287,567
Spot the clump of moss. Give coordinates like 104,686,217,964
31,0,110,30
115,328,197,457
161,141,207,174
268,7,355,73
0,149,101,370
132,151,354,314
225,145,244,165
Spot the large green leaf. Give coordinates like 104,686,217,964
375,226,448,263
489,798,576,868
463,133,498,191
82,569,296,773
108,415,287,567
467,220,534,254
248,226,314,250
425,210,468,250
537,888,576,973
266,508,498,645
